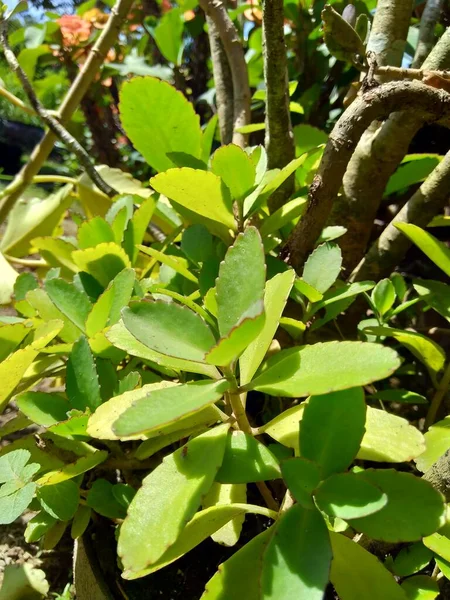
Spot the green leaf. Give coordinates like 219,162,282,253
72,242,131,288
0,481,36,524
371,278,396,317
386,156,441,196
261,504,332,600
85,268,135,338
118,424,229,574
106,321,220,379
0,320,63,412
370,389,427,404
33,237,77,276
303,242,342,294
364,326,446,375
86,478,127,519
66,336,102,412
0,564,49,600
401,575,439,600
413,279,450,323
415,416,450,472
315,472,388,519
259,198,307,238
129,502,273,580
122,301,215,362
181,224,213,265
392,543,434,577
395,223,450,277
0,185,73,258
78,216,115,249
330,532,407,600
25,511,57,543
36,450,108,486
14,272,38,302
123,196,156,264
281,457,321,509
423,530,450,562
0,322,32,361
322,4,365,61
203,483,246,546
309,281,375,317
201,114,218,163
138,245,198,283
349,469,445,542
358,406,426,462
317,225,347,244
300,387,366,478
248,341,400,397
44,278,91,333
71,504,91,539
215,431,281,483
16,392,69,427
37,479,79,521
240,270,295,385
26,289,79,343
154,8,184,64
151,168,236,230
112,379,229,437
211,144,256,201
0,253,19,305
202,528,273,599
294,278,323,302
0,449,34,483
120,77,202,173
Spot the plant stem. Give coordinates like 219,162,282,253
256,481,280,512
0,19,117,199
412,0,445,68
0,0,134,224
32,175,78,186
5,255,48,267
0,85,35,116
226,388,253,434
425,362,450,429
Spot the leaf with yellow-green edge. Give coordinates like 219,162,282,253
151,168,236,231
118,424,229,574
88,330,126,362
138,245,198,283
122,301,216,363
240,270,295,385
0,253,19,305
44,278,91,333
300,388,366,478
349,469,445,542
120,77,202,173
66,336,102,412
396,223,450,277
216,431,281,484
203,483,246,547
72,242,131,289
36,450,108,486
0,185,73,258
202,527,274,599
260,403,306,451
112,379,229,438
330,531,407,600
259,197,307,238
211,144,256,201
423,530,450,562
0,322,32,361
106,321,220,378
261,504,332,600
248,342,400,397
0,320,63,413
205,316,265,366
358,406,425,463
125,502,275,580
16,392,69,427
123,196,156,264
78,165,153,218
293,278,323,302
32,237,77,276
415,416,450,472
364,326,445,376
26,289,80,343
77,216,115,249
85,269,135,338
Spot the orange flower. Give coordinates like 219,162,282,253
82,8,109,28
184,9,196,21
244,0,262,23
58,15,92,47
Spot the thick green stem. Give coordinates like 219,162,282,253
262,0,295,213
350,148,450,282
0,0,134,225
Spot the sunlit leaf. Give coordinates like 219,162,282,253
395,223,450,277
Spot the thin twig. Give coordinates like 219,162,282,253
0,85,35,116
0,0,134,223
0,18,117,198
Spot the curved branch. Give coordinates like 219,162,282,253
198,0,251,148
206,14,234,144
262,0,295,213
412,0,445,68
281,80,450,272
350,148,450,282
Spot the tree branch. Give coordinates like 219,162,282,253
0,0,134,224
281,80,450,272
328,27,450,273
262,0,295,213
198,0,251,147
350,148,450,282
0,19,117,198
412,0,445,68
206,14,234,144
